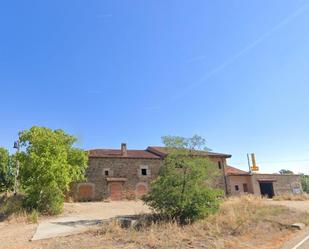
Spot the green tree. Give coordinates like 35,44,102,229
0,147,14,193
143,135,223,224
279,169,294,175
18,126,88,214
300,174,309,193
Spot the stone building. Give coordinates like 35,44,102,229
72,143,231,201
72,143,302,201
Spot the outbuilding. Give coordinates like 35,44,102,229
225,166,302,197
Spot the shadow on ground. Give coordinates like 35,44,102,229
51,219,104,227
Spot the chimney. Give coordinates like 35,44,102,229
121,143,127,156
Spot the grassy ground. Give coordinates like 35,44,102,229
34,196,309,249
1,195,309,249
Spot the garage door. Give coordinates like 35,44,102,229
109,182,123,200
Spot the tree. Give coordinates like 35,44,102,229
300,174,309,193
0,147,14,193
143,135,223,224
279,169,294,175
18,126,88,214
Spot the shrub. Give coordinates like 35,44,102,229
0,194,24,221
143,135,224,224
27,209,39,223
301,175,309,193
0,148,14,193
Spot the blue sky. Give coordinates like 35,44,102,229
1,0,309,174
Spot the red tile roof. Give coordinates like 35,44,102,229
146,146,232,158
88,146,232,160
225,165,248,175
88,149,161,159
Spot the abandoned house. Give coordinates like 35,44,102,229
72,143,302,201
225,165,302,197
72,143,230,201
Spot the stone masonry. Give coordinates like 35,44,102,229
72,144,231,201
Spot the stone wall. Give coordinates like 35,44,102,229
72,156,228,201
73,157,163,201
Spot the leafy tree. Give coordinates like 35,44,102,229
279,169,294,175
300,174,309,193
18,126,88,214
143,135,223,224
0,147,14,193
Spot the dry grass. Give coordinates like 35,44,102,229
0,194,38,224
273,193,309,201
44,195,309,249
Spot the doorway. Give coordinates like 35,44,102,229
259,182,274,198
109,182,123,200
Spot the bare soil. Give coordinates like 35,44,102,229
0,201,150,249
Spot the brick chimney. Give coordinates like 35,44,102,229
121,143,127,156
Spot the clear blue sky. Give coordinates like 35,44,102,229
1,0,309,174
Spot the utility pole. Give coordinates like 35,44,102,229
13,140,20,195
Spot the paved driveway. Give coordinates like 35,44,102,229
32,201,151,240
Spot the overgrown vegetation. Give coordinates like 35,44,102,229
17,126,88,214
301,174,309,193
0,194,38,223
143,135,223,224
0,147,14,193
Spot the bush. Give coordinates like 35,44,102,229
0,194,24,221
0,148,14,193
143,146,223,224
301,175,309,193
27,209,39,223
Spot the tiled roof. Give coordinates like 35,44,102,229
146,146,232,158
225,165,248,175
88,149,161,159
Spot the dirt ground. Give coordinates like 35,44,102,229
1,200,308,249
268,200,309,213
0,201,150,249
61,200,151,219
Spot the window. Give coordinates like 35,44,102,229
103,168,111,177
139,165,150,177
235,185,239,191
218,161,222,169
141,168,147,176
243,183,248,193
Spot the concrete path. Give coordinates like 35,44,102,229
32,201,150,240
32,216,104,240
